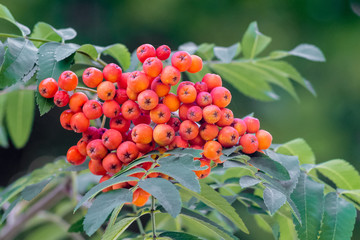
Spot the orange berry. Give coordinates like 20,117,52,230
103,63,122,83
163,93,180,112
131,124,153,144
87,139,108,161
99,175,113,193
137,44,156,63
193,158,211,179
82,67,103,88
60,109,74,131
151,77,170,97
150,104,171,124
256,130,272,150
70,112,90,133
59,71,78,91
217,108,234,127
38,78,58,98
102,100,121,118
187,106,203,122
239,134,259,154
199,123,219,141
153,124,175,146
69,92,88,113
171,51,192,72
66,145,86,165
102,153,123,174
187,55,203,73
202,105,221,124
203,141,222,160
231,118,247,136
161,66,181,86
127,71,149,93
211,87,231,108
97,81,116,101
137,90,159,110
121,100,141,120
243,116,260,133
89,159,107,175
143,57,163,77
218,126,239,148
202,73,222,91
179,120,199,140
102,129,123,150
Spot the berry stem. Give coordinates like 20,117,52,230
132,205,146,236
101,115,107,128
96,58,108,67
0,33,52,43
75,86,98,94
151,196,157,240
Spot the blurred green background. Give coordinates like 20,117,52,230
0,0,359,238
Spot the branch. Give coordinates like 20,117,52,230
0,183,68,240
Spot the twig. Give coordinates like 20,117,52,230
132,205,146,236
151,196,157,240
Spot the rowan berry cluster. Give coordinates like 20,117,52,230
38,43,272,206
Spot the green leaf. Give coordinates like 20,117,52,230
274,207,298,240
68,217,85,233
291,172,324,239
21,178,52,201
51,27,77,41
213,43,241,63
0,197,21,223
248,152,290,180
166,147,203,158
102,44,131,70
159,231,203,240
138,178,181,218
289,44,325,62
102,216,138,240
195,43,215,61
55,43,79,61
239,176,261,188
0,94,8,148
242,21,271,59
178,42,198,54
314,159,360,190
0,4,30,36
180,208,239,240
338,189,360,205
76,44,98,61
211,63,277,101
276,138,315,165
6,90,34,148
179,181,249,234
84,189,132,236
36,42,73,115
64,158,90,172
153,154,201,192
126,50,140,72
186,64,212,84
319,192,356,240
30,22,62,47
75,172,140,211
0,38,37,88
263,186,286,215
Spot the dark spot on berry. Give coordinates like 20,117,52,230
127,108,134,114
166,132,172,138
186,128,192,135
116,119,123,125
85,71,91,77
172,77,177,82
231,135,236,141
111,164,117,169
145,98,151,105
124,152,131,159
89,147,95,154
158,112,165,118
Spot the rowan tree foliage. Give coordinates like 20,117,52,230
0,4,359,240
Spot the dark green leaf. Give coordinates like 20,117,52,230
211,63,277,101
166,147,203,158
0,4,29,36
36,42,73,115
319,192,356,240
289,44,325,62
275,138,315,165
242,21,271,59
68,217,84,233
64,158,90,172
74,173,140,211
6,90,34,148
159,231,202,240
102,44,131,70
0,94,8,148
263,186,286,215
222,146,242,156
76,44,98,60
84,189,132,236
239,176,261,188
180,208,239,240
0,38,37,88
1,197,21,223
0,41,5,65
154,154,201,192
30,22,62,47
195,43,215,61
55,43,79,61
314,159,360,190
139,178,181,217
338,189,360,205
51,27,77,41
291,172,324,239
214,43,241,63
102,216,138,240
179,181,249,234
249,152,290,180
21,178,52,201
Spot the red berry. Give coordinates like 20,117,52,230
137,44,156,63
59,71,78,91
82,67,103,88
103,63,122,83
156,45,171,60
53,90,69,107
39,78,58,98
